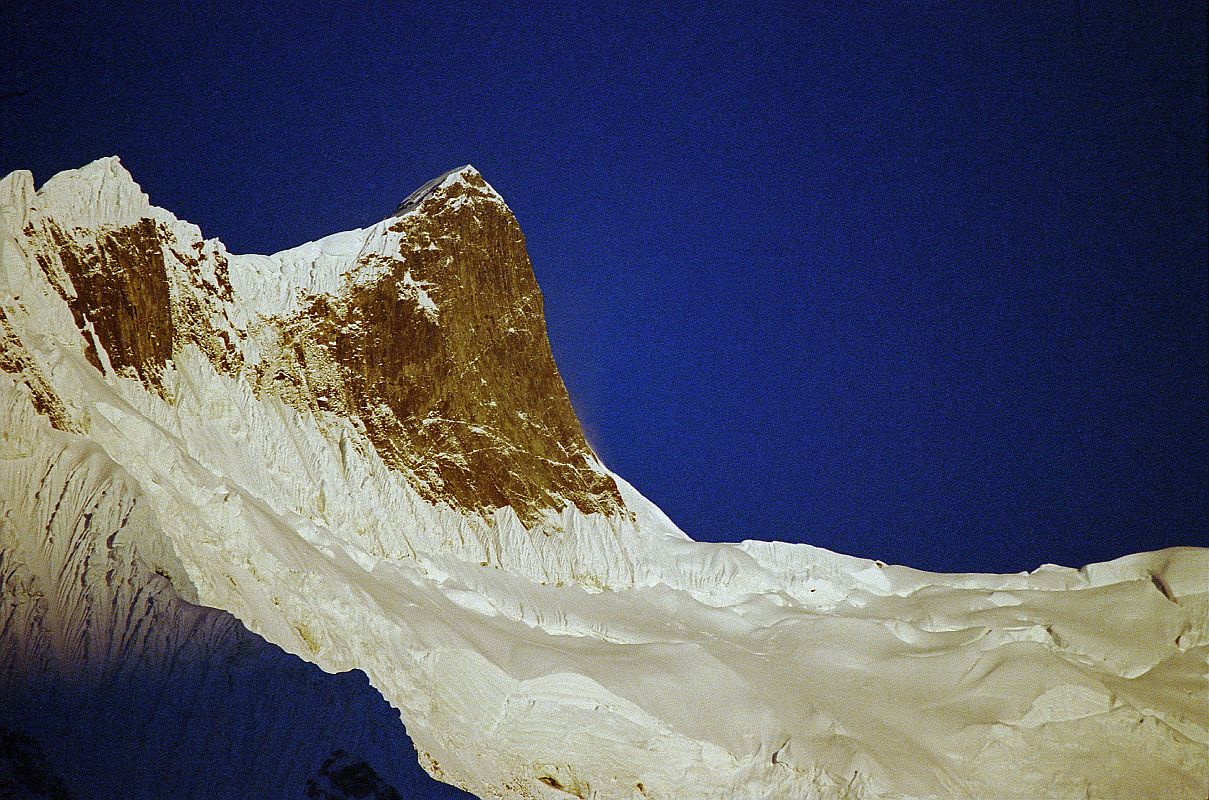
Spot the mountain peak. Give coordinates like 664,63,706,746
393,164,501,217
34,155,168,229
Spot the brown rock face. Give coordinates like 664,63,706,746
26,217,240,391
257,170,622,524
45,218,175,387
13,165,622,526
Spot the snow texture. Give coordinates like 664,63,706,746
1,158,1206,800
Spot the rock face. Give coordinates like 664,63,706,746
255,167,621,523
0,726,71,800
307,750,404,800
1,158,1207,800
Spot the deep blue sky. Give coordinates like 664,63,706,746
3,1,1206,574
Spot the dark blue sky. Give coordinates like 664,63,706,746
3,1,1206,573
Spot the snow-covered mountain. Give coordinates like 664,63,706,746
1,157,1205,800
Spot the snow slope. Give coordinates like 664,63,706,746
1,158,1206,799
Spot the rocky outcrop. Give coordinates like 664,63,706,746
252,167,621,523
0,727,71,800
306,750,403,800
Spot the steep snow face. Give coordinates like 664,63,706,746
1,158,1207,800
0,381,469,799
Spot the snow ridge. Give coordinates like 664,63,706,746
34,156,174,230
394,164,501,216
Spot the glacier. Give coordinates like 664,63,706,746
0,157,1206,799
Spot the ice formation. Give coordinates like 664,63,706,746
1,157,1205,799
